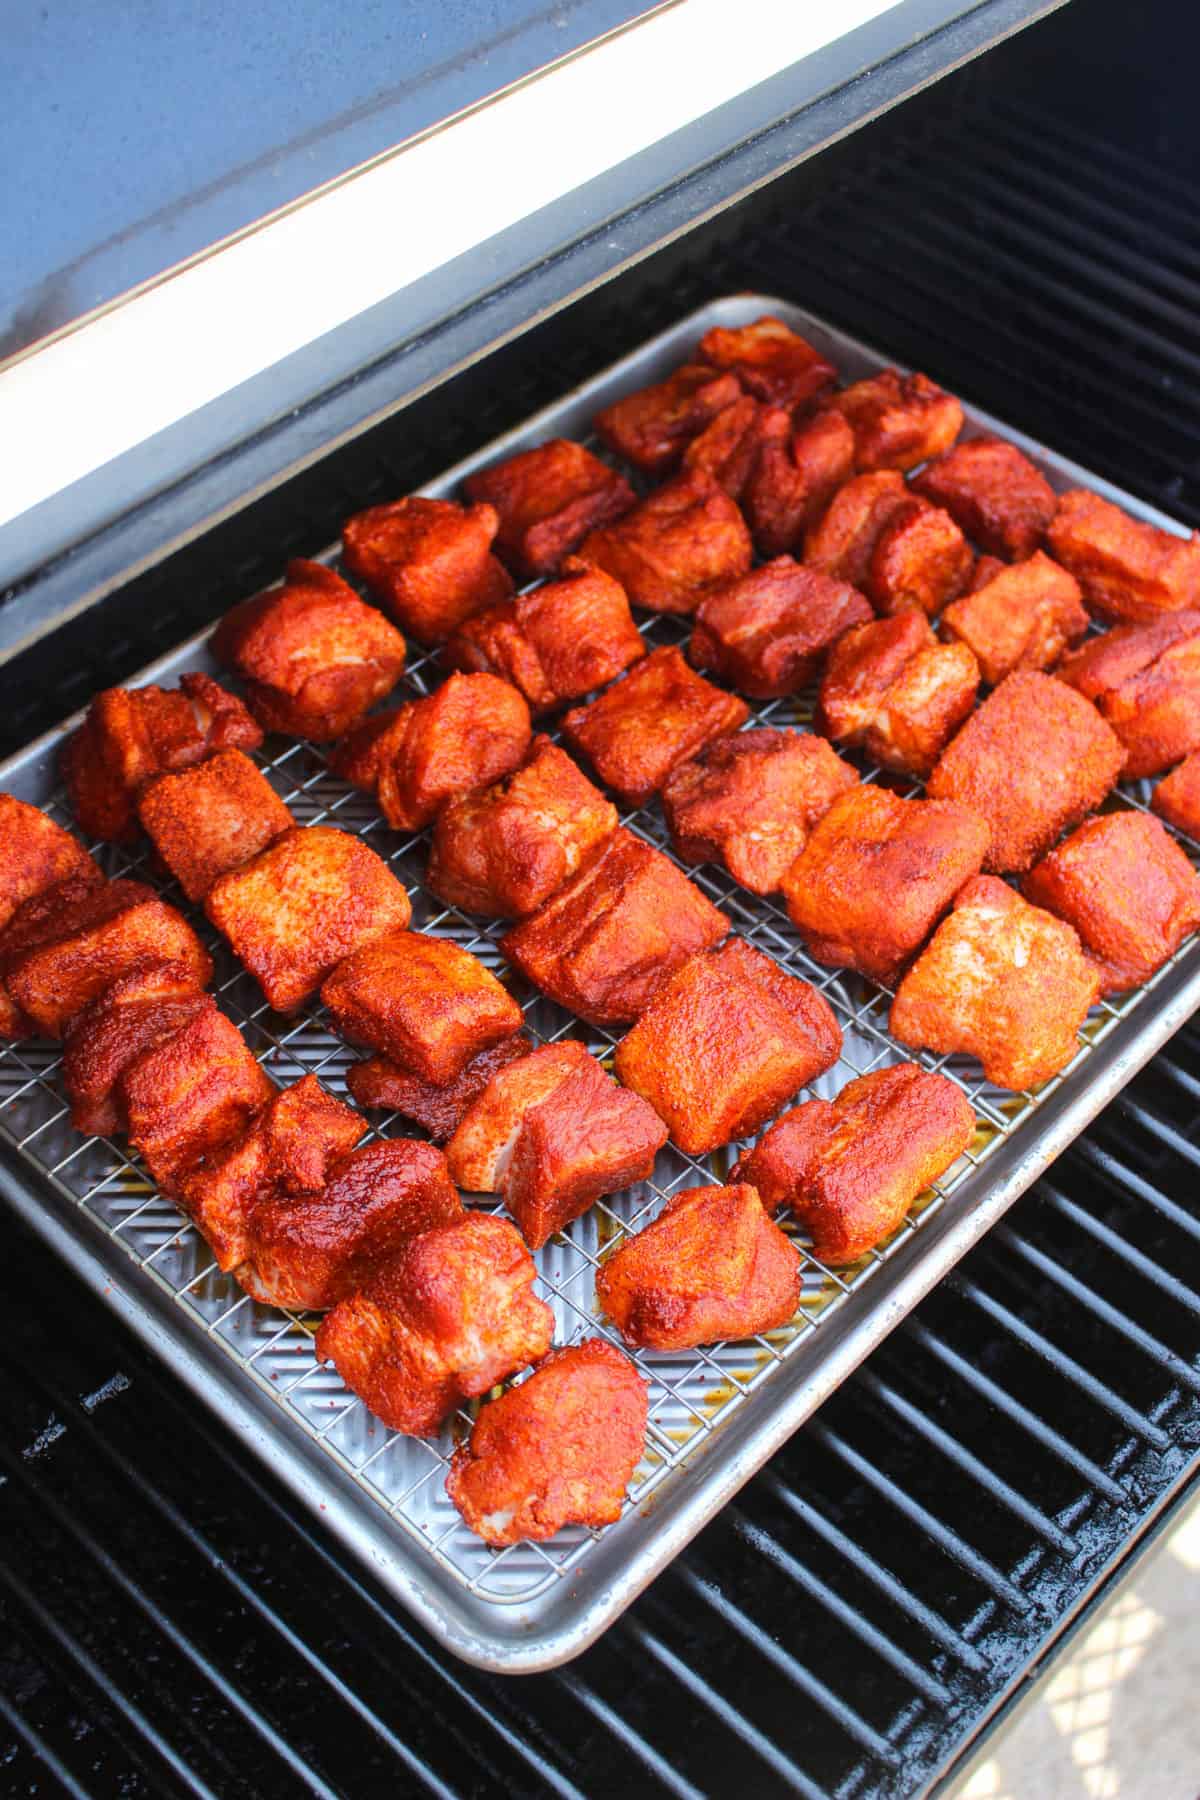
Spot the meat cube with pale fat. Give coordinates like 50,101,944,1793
592,363,743,474
867,497,974,617
941,552,1088,686
0,794,101,931
62,959,209,1136
341,495,513,642
696,317,837,408
732,1063,976,1263
1154,751,1200,840
464,439,635,580
743,407,856,558
689,557,873,699
137,748,294,901
803,471,912,590
579,471,753,615
315,1212,554,1436
1057,610,1200,777
890,875,1101,1090
205,826,411,1012
347,1035,534,1142
1046,490,1200,623
613,938,842,1156
830,369,963,472
816,611,979,779
596,1183,800,1351
911,435,1058,561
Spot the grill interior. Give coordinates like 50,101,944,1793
3,0,1199,1792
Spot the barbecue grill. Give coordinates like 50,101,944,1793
3,0,1198,1791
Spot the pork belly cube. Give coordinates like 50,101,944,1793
447,1040,667,1248
680,396,787,500
911,435,1058,561
868,497,974,617
0,794,100,931
427,736,618,918
1153,751,1200,841
443,557,645,713
464,438,635,580
831,369,964,473
613,938,842,1156
926,671,1127,872
781,785,989,985
696,316,837,409
690,558,873,700
177,1073,364,1268
341,495,513,642
1057,610,1200,778
447,1339,647,1545
1046,489,1200,623
1022,811,1200,995
596,1183,800,1351
562,645,749,806
137,748,294,902
314,1212,554,1436
592,363,743,474
61,674,263,842
501,827,728,1026
212,560,407,740
206,826,411,1013
330,673,532,832
579,471,753,616
890,875,1101,1090
0,877,212,1040
817,612,980,779
662,729,857,895
803,471,912,591
347,1034,534,1141
321,930,522,1083
732,1063,975,1263
941,552,1088,686
237,1140,465,1312
121,1000,275,1194
62,959,209,1136
743,408,856,558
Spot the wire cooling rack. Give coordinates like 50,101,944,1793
2,297,1199,1668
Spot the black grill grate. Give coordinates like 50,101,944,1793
3,3,1200,1793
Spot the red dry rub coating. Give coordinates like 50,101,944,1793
347,1034,534,1143
816,611,979,780
830,369,963,473
1153,751,1200,841
696,316,837,409
743,407,857,558
1057,609,1200,778
911,435,1058,561
1047,489,1200,623
941,552,1088,687
342,495,513,643
689,557,873,699
866,496,974,618
592,363,743,475
62,958,209,1137
0,794,100,932
464,438,635,580
803,471,912,591
137,747,294,902
579,470,753,615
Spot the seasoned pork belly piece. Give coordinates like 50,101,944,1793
867,496,974,617
62,959,209,1136
61,673,262,842
781,785,988,986
237,1140,466,1312
592,363,743,474
926,671,1127,872
662,729,857,895
341,495,513,642
1046,489,1200,623
0,877,212,1040
816,611,979,779
329,672,532,833
447,1339,647,1545
680,395,785,500
427,736,617,919
178,1073,364,1268
613,939,842,1156
315,1212,554,1436
732,1063,975,1263
446,1040,667,1249
596,1183,800,1351
0,794,101,931
1057,610,1200,778
579,471,753,615
890,875,1101,1090
501,827,727,1027
137,748,294,901
206,826,411,1013
562,645,748,806
443,557,644,713
803,471,912,591
347,1034,534,1142
121,1000,275,1194
829,369,964,473
321,930,521,1083
696,316,837,409
1022,812,1200,994
212,560,407,740
464,439,635,580
911,435,1058,561
743,407,856,558
689,558,873,699
1153,751,1200,841
941,552,1088,686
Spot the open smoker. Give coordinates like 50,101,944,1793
2,0,1198,1792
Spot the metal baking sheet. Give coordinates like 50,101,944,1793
2,295,1198,1674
